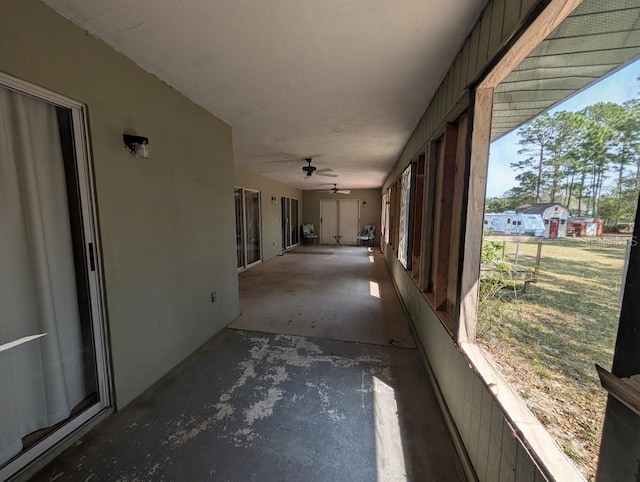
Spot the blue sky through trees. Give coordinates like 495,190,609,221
486,58,640,198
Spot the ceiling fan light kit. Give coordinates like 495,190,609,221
320,183,351,195
302,158,316,177
302,157,337,178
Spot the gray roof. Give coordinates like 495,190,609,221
492,0,640,141
516,203,570,215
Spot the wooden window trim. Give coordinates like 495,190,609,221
395,180,401,250
433,123,459,311
461,0,582,344
455,1,589,480
458,87,493,343
447,114,469,319
420,142,438,292
411,154,426,282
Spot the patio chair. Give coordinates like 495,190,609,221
301,224,319,245
356,225,375,246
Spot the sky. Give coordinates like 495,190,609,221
486,58,640,198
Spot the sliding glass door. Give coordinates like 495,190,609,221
235,187,262,269
290,199,299,246
281,197,299,251
0,76,109,479
281,197,290,250
235,189,245,268
245,190,261,265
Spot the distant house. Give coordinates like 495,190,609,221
516,203,570,238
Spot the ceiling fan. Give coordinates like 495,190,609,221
302,158,337,178
320,184,351,195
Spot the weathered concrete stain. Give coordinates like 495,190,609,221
36,329,464,482
161,333,390,449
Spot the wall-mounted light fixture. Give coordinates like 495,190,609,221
271,196,277,206
362,201,367,208
123,134,150,159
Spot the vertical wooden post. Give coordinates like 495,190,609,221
457,87,493,344
534,241,542,280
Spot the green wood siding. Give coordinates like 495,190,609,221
382,0,549,480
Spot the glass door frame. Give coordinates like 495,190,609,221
0,71,112,481
281,197,290,250
290,198,299,246
235,186,262,271
281,196,300,251
235,188,246,268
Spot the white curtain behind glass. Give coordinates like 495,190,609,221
0,87,86,466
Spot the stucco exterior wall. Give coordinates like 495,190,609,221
0,0,238,408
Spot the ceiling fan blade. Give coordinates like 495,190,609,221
318,173,338,178
337,190,351,194
316,168,333,173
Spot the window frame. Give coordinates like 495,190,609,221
458,0,584,344
397,164,413,269
455,1,595,479
384,110,470,337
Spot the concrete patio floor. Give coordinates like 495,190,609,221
230,246,415,348
33,245,465,481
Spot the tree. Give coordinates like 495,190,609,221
580,103,618,217
485,196,513,213
611,100,640,223
500,172,539,209
547,112,586,205
513,113,556,203
512,112,587,206
501,97,640,225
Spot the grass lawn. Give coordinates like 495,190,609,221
477,236,629,481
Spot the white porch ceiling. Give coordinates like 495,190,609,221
44,0,486,190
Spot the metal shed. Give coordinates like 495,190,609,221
516,203,571,238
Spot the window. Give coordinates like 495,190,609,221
460,0,640,478
397,165,412,268
388,183,398,249
411,154,427,283
393,180,401,249
381,114,469,333
382,189,390,245
424,116,468,326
